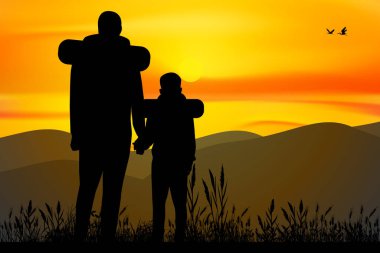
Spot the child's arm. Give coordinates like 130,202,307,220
142,116,155,148
69,64,81,151
183,116,196,175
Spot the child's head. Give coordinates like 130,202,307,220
160,72,182,95
98,11,122,37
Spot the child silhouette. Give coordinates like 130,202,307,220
134,72,196,242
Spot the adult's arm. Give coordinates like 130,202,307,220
69,64,81,151
130,70,145,137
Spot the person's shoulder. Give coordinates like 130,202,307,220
118,36,130,45
83,34,99,43
180,93,187,100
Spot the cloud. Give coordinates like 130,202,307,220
243,120,304,128
0,111,69,119
297,100,380,117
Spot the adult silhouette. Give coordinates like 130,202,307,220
65,11,147,241
134,73,197,242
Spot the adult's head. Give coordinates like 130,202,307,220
98,11,122,37
160,72,182,95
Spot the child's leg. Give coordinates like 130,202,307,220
171,169,188,242
152,158,170,242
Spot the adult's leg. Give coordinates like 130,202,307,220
101,149,129,241
152,158,170,242
170,166,188,243
75,148,103,241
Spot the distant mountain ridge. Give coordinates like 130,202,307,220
0,130,261,178
193,122,380,220
0,160,150,222
1,123,377,173
1,123,380,224
356,122,380,138
196,131,260,150
0,130,77,172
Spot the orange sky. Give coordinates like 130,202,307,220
0,0,380,138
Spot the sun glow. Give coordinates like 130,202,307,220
0,0,380,137
176,58,203,83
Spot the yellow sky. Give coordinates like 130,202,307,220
0,0,380,138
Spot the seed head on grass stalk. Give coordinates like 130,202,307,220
200,166,252,242
256,199,278,242
186,164,207,241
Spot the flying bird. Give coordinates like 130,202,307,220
338,27,347,35
326,28,335,34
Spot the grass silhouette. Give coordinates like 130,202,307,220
256,199,379,242
0,165,379,243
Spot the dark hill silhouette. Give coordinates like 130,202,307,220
120,131,260,179
195,122,380,219
0,130,77,172
0,129,260,179
0,160,79,214
1,123,380,224
356,122,380,138
0,160,150,223
196,131,260,150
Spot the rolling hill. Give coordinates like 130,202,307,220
0,130,259,179
196,131,260,150
194,122,380,219
0,130,77,172
129,130,261,178
356,122,380,138
0,160,151,223
1,123,380,224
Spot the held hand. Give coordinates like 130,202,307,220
135,147,145,155
133,138,145,155
137,150,145,155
